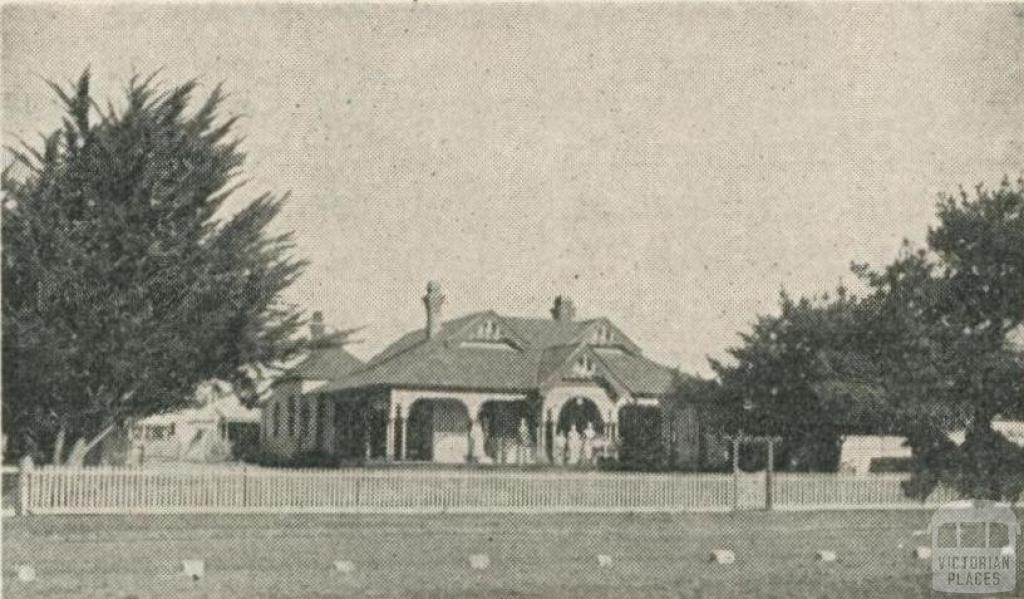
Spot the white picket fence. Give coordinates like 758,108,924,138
772,473,960,510
11,465,960,515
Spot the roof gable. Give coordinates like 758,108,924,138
578,318,642,354
445,311,529,350
537,344,631,398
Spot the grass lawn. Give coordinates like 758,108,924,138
2,510,1021,598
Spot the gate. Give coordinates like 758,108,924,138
735,471,767,510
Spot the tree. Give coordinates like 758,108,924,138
2,70,307,464
854,179,1024,500
710,288,893,471
711,178,1024,487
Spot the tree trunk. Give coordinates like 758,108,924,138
65,438,89,466
51,425,67,465
64,423,116,467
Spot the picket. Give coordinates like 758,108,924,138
11,465,964,515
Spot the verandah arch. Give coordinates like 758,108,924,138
556,397,605,435
543,396,606,462
477,400,534,463
405,398,470,463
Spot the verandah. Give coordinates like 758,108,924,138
323,388,673,466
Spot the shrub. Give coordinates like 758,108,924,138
241,449,343,469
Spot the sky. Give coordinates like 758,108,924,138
3,3,1022,376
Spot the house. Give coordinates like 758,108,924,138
840,418,1024,475
260,312,366,457
130,383,261,464
261,283,705,468
838,435,912,474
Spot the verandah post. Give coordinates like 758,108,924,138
386,411,396,461
466,418,476,463
398,406,407,461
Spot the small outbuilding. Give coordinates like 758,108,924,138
130,384,261,464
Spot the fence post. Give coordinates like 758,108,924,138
18,456,34,516
731,437,740,511
241,467,248,509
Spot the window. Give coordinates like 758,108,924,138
299,401,311,438
144,424,175,441
594,324,613,344
273,402,280,437
573,355,596,377
316,398,327,448
287,396,296,436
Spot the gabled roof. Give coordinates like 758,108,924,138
536,344,580,385
280,335,365,383
318,311,677,397
592,349,677,397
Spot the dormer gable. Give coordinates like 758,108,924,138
473,318,503,341
539,344,631,399
592,323,614,345
447,311,528,351
578,319,641,354
572,353,597,377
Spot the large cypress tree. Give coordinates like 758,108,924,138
2,70,307,463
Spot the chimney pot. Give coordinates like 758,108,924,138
551,296,576,322
310,311,326,339
423,281,446,338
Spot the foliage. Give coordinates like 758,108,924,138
2,70,307,462
855,180,1024,500
243,449,345,469
711,179,1024,484
617,405,666,471
665,374,727,471
710,288,892,471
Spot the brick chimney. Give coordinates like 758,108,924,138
550,296,576,322
423,281,446,338
310,311,326,339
